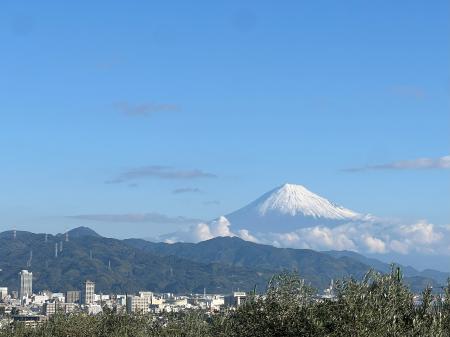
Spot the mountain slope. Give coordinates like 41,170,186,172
325,250,450,285
0,230,271,294
225,183,364,232
0,228,442,295
125,236,445,292
126,237,371,289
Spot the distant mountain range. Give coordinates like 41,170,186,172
324,250,450,286
0,227,447,295
125,236,449,292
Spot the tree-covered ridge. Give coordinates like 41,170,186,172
124,236,446,292
1,269,449,337
0,228,445,294
0,230,271,294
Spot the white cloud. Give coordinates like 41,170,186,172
363,235,386,253
237,229,259,243
262,220,448,256
160,216,450,259
303,226,356,250
193,223,214,241
397,221,442,245
389,240,409,254
262,225,358,251
160,216,235,243
301,221,443,255
211,216,235,237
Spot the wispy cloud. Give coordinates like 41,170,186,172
106,165,217,184
68,212,202,225
389,85,426,99
344,155,450,172
172,187,202,194
114,101,180,117
204,200,221,206
95,57,122,70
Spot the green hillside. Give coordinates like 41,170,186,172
0,228,442,295
0,229,271,294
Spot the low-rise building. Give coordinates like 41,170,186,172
31,294,49,305
138,291,153,299
225,292,247,307
86,304,103,315
126,295,149,314
66,290,81,303
12,315,47,329
42,301,76,316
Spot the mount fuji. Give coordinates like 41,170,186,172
157,183,449,273
225,183,367,233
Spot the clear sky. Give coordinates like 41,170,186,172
1,0,449,238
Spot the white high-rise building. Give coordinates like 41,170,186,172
83,280,95,304
0,287,8,300
19,270,33,299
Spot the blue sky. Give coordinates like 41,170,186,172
0,0,449,239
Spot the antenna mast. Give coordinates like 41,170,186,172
26,250,33,268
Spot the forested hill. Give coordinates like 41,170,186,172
124,234,445,292
0,228,271,294
0,227,443,294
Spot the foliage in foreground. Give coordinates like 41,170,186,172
1,269,449,337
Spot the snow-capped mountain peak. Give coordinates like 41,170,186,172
226,183,363,232
257,183,360,219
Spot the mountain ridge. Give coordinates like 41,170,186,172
1,228,445,295
0,229,271,294
124,235,446,292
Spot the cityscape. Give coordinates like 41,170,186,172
0,268,251,328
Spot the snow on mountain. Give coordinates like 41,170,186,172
257,184,359,219
226,183,364,233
